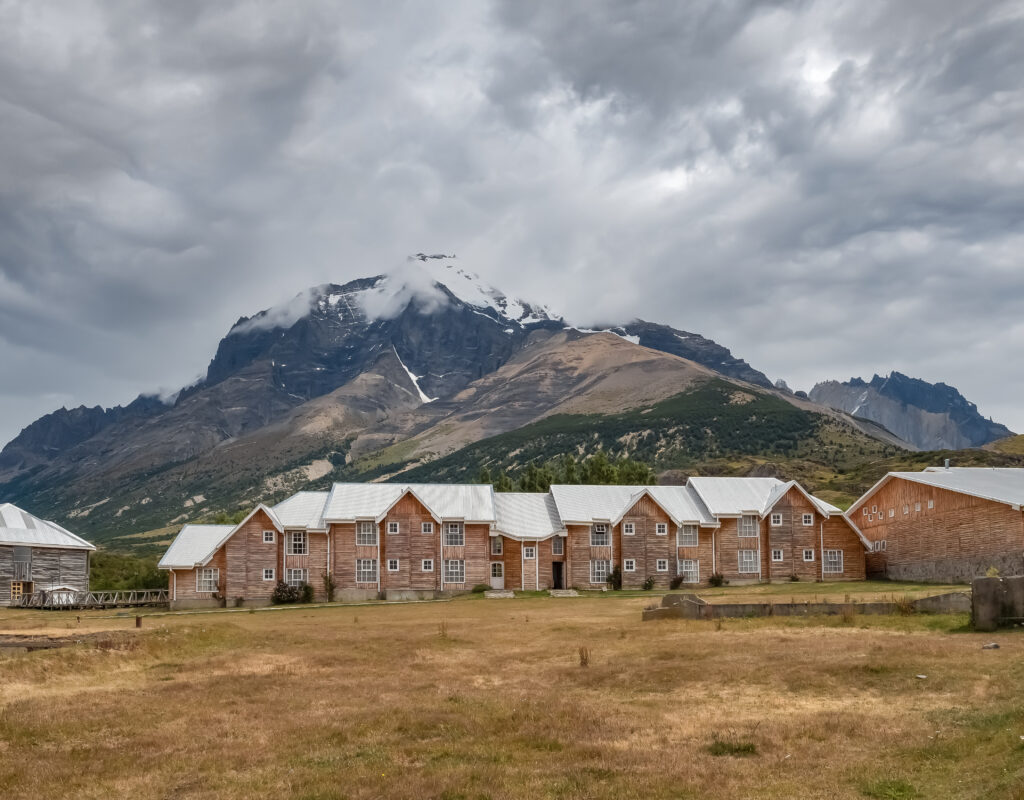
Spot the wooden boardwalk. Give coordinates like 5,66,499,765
12,589,169,610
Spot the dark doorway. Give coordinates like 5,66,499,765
551,562,564,590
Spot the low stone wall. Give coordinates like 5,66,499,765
971,576,1024,632
170,597,224,611
383,589,443,601
889,553,1024,584
642,591,971,621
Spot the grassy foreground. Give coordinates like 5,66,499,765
1,592,1022,799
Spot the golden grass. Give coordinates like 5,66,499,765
1,596,1023,799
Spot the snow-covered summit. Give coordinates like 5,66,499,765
407,256,558,326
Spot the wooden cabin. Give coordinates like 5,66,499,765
0,502,95,605
846,467,1024,582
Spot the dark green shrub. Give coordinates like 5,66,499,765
606,566,623,591
642,576,655,591
271,580,300,604
471,584,490,593
707,736,757,756
669,576,684,590
709,572,726,587
299,582,314,604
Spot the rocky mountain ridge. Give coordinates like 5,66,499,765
809,372,1013,450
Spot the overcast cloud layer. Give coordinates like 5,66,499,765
1,0,1022,445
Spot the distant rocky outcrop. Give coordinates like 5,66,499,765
809,372,1013,450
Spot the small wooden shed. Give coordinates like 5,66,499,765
0,503,96,605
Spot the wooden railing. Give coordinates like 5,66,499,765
12,589,169,610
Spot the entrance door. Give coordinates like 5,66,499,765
10,581,31,604
490,562,504,590
551,562,564,590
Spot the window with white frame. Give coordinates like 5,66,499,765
355,559,377,583
262,530,275,543
871,505,877,513
823,549,843,574
888,509,895,518
421,559,434,572
387,559,399,572
491,538,502,555
288,531,308,555
655,523,668,536
738,550,758,573
872,540,882,552
771,549,783,562
927,499,934,509
770,513,783,527
739,515,758,537
623,522,635,535
623,558,636,572
656,559,668,572
591,524,609,546
387,521,399,534
863,507,868,516
356,522,377,546
551,537,564,555
803,549,814,562
902,505,909,515
444,559,465,584
491,562,503,578
444,523,464,546
590,559,610,583
286,568,308,587
263,568,275,581
914,502,921,512
677,524,698,547
802,513,814,526
678,559,699,583
524,545,536,559
196,568,219,593
421,521,434,534
881,540,887,551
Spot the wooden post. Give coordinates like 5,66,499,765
135,615,142,628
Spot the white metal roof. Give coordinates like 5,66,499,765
0,503,95,550
686,477,787,517
273,491,330,529
548,485,714,526
853,467,1024,512
322,483,496,522
762,480,840,518
158,524,234,569
493,493,566,540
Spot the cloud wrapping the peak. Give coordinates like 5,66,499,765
357,261,452,321
0,0,1022,444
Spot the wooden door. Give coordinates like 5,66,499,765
489,562,504,590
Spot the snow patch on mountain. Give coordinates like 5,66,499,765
393,347,436,404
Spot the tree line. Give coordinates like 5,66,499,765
477,451,656,492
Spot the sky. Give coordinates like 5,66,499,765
1,0,1023,446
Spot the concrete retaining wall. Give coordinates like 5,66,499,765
971,576,1024,632
643,591,971,621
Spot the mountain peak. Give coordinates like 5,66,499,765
810,372,1013,449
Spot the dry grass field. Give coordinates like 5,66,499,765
1,590,1022,799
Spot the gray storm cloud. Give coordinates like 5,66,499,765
0,0,1021,445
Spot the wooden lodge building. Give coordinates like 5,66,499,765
846,467,1024,582
159,478,868,608
0,502,95,606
